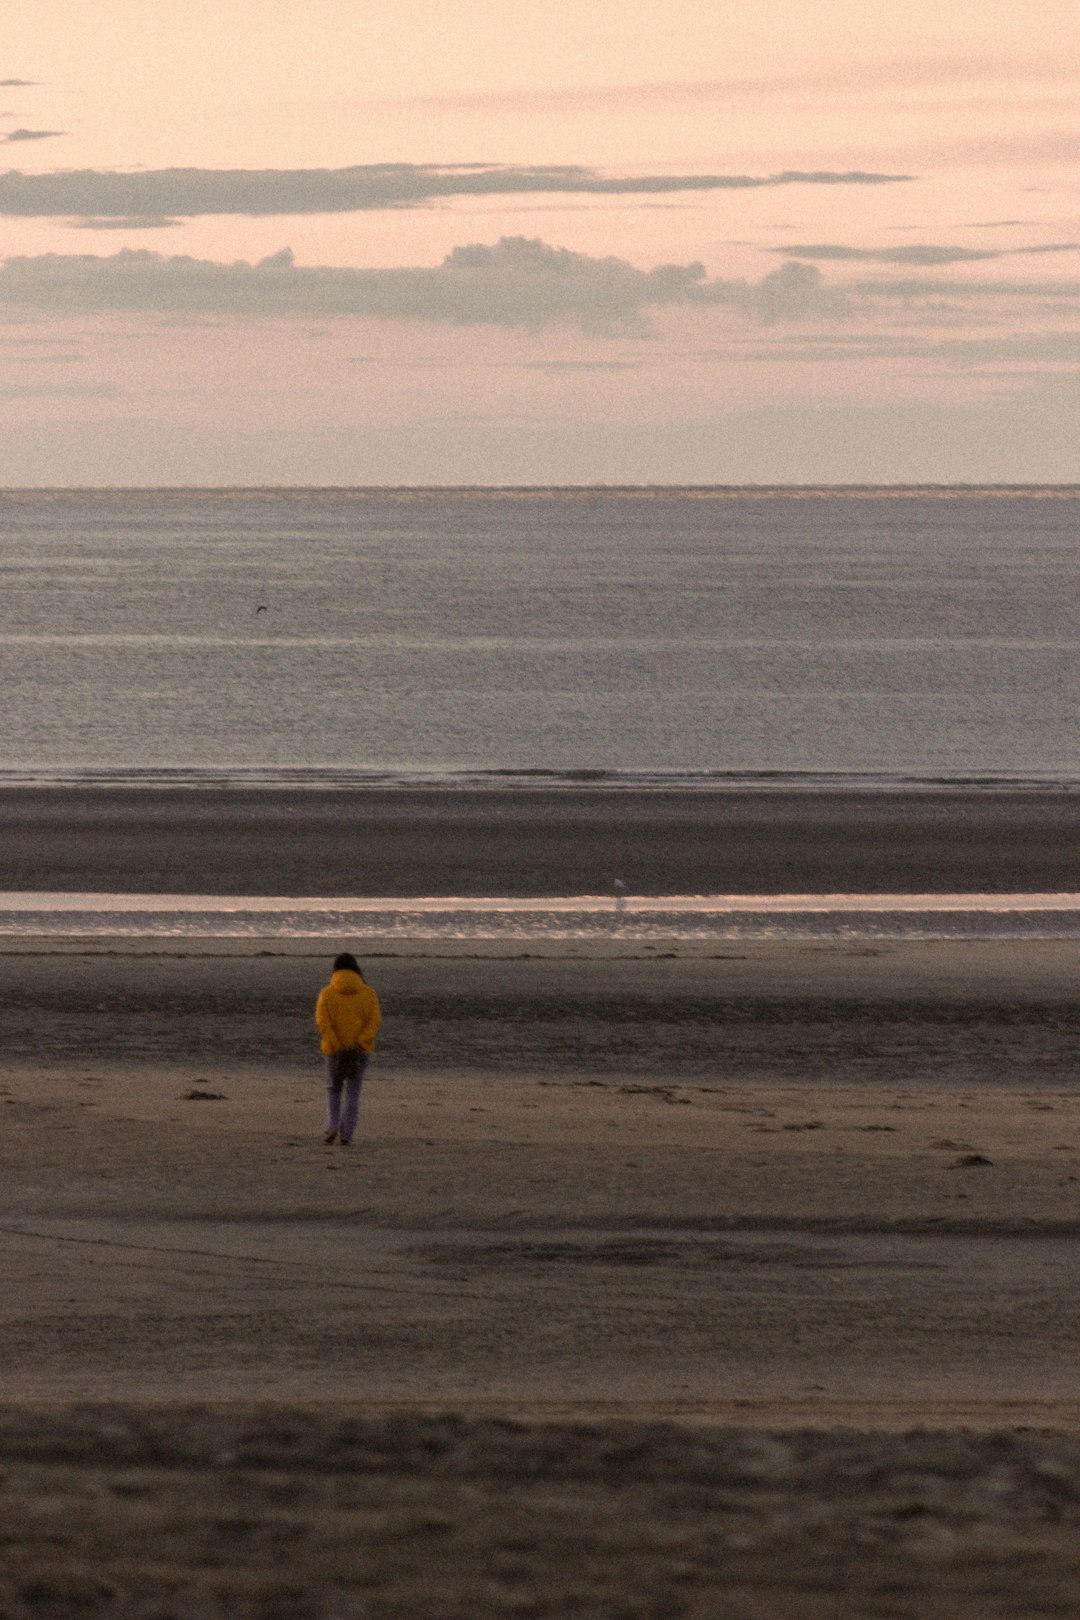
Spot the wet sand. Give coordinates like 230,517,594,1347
4,781,1080,893
5,931,1080,1613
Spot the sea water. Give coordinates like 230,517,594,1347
4,486,1080,939
2,485,1079,782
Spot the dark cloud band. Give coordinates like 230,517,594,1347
0,237,1070,333
0,162,913,219
1,128,65,144
774,241,1080,267
0,237,847,330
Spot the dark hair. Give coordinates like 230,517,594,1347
333,952,361,974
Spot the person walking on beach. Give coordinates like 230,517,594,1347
315,952,381,1146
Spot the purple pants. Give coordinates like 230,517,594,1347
325,1047,370,1143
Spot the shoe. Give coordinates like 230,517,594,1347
324,1130,337,1144
339,1138,351,1147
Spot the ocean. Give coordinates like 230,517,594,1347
4,485,1080,940
2,485,1079,784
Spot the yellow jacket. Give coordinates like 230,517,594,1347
315,968,381,1055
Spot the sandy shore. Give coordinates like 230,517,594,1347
5,933,1080,1613
4,782,1080,893
5,1410,1080,1619
5,934,1080,1415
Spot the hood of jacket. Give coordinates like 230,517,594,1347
329,968,364,995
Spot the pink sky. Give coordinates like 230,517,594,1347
1,0,1077,483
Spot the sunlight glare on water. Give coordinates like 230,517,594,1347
4,891,1080,940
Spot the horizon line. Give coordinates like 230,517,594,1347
0,482,1078,496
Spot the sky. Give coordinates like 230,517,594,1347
1,0,1078,485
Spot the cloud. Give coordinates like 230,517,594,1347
350,355,651,371
66,216,183,231
0,163,913,220
706,327,1080,373
2,127,64,144
515,359,648,371
4,350,84,364
0,334,86,347
373,54,1080,114
773,242,1080,266
913,331,1080,368
856,273,1080,301
0,238,856,333
733,259,851,322
0,381,119,399
10,238,1072,338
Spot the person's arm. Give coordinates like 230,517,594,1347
315,989,340,1051
360,990,382,1050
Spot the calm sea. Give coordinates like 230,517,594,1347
2,485,1079,785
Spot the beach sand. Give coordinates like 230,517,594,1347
4,932,1080,1613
